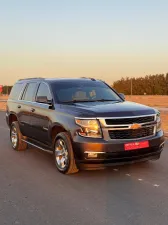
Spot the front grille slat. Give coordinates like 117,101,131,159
106,116,155,125
109,126,154,139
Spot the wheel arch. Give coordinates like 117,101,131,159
8,112,19,126
50,123,72,147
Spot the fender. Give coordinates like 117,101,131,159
49,122,73,146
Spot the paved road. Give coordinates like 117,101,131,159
0,111,168,225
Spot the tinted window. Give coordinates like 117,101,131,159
22,83,37,102
9,83,24,100
36,83,52,101
50,80,122,103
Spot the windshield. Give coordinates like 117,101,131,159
50,80,122,103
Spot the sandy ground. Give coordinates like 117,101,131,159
126,95,168,108
160,113,168,133
0,102,6,111
0,95,8,111
0,95,8,100
125,96,168,132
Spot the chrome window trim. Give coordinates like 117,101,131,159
16,99,52,106
16,81,53,106
18,82,38,102
8,82,27,101
18,83,27,100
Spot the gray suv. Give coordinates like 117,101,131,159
6,77,164,174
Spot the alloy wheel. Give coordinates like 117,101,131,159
11,126,18,148
55,139,69,171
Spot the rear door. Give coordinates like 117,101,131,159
7,82,26,125
18,82,38,137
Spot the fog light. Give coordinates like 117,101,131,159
85,151,105,158
87,152,98,158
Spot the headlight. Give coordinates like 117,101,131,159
75,118,102,138
156,113,161,132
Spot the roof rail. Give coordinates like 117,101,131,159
97,79,105,83
80,77,96,81
18,77,44,81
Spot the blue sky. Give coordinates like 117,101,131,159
0,0,168,85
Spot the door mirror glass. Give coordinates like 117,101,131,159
119,93,125,100
36,96,50,104
36,82,52,104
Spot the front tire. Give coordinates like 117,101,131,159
54,132,79,174
10,121,27,151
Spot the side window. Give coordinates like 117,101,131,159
9,83,24,100
22,83,37,102
36,83,52,101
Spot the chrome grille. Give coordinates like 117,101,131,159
109,126,154,140
99,114,156,140
105,116,155,125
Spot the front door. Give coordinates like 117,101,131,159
29,82,53,145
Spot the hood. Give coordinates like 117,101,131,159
60,101,156,117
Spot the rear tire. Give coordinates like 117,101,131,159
54,132,79,174
10,121,27,151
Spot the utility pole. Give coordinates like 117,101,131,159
131,78,133,96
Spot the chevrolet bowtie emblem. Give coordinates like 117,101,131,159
130,123,141,130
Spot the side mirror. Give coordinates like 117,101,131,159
36,96,52,104
119,93,125,100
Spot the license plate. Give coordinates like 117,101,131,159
124,141,149,151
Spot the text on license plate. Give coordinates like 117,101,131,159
124,141,149,151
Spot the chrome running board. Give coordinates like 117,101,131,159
21,139,53,154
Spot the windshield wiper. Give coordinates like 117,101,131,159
61,99,120,103
61,100,96,103
94,99,120,102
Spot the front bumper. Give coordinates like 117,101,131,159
72,130,164,169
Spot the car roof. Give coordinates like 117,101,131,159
17,77,102,84
45,77,99,84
